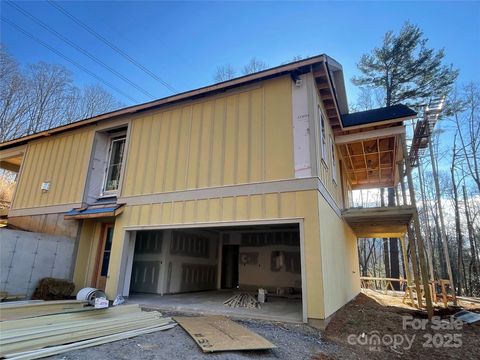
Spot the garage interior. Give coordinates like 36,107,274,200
127,224,303,322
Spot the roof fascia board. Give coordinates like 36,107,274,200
334,126,405,144
341,115,415,131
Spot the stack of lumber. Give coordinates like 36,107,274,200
0,302,175,359
0,300,88,321
224,292,260,309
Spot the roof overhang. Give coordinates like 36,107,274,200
0,145,26,173
64,203,125,220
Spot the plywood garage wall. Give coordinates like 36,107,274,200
12,127,94,210
129,229,219,295
120,76,294,197
238,244,301,291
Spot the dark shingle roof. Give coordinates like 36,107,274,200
341,104,417,128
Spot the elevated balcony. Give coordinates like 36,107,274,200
335,105,418,238
342,205,414,238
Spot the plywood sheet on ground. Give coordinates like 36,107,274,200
174,316,275,352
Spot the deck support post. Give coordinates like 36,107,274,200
398,162,422,308
400,133,434,319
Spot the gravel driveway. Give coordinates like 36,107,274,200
47,315,355,360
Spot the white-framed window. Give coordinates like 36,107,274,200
102,133,126,196
318,106,327,165
330,134,337,184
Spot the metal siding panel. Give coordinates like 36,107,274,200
264,77,294,181
164,109,181,192
236,195,248,220
175,106,191,191
135,117,151,195
210,99,224,187
250,88,263,182
51,137,68,205
223,95,236,185
237,92,250,184
186,104,203,189
13,128,93,209
140,116,156,195
197,102,213,189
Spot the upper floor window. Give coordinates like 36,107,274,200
103,134,126,195
330,135,337,184
318,106,327,164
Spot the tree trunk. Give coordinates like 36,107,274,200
463,183,479,296
388,188,400,289
451,139,464,296
429,138,456,303
380,188,390,278
418,159,436,281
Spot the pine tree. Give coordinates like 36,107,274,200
352,22,459,287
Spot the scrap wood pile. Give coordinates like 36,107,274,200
224,292,260,309
0,300,175,359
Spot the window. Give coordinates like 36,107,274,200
330,135,337,184
103,134,126,195
318,106,327,164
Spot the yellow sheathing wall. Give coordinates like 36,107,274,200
317,193,360,318
12,127,94,209
121,76,293,197
72,220,102,292
102,190,326,319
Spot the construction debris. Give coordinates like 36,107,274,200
224,292,260,309
31,278,75,300
174,316,275,352
0,302,175,359
454,310,480,324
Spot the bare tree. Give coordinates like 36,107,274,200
0,46,29,142
66,84,123,121
242,57,268,75
454,83,480,193
0,45,124,142
24,62,74,134
213,64,236,83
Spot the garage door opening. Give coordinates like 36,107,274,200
125,223,304,322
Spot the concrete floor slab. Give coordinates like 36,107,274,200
129,290,303,323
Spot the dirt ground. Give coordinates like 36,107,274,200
324,290,480,359
48,291,480,360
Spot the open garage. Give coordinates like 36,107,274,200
125,223,304,322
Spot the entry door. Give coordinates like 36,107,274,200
221,245,239,289
95,224,114,291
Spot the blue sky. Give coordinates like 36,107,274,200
1,1,479,107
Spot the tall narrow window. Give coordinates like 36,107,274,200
103,135,126,194
318,106,327,164
330,135,337,184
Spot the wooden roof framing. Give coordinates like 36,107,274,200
312,62,343,133
337,131,399,190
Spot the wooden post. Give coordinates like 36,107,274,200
428,139,456,305
399,235,414,305
401,134,434,319
398,162,423,308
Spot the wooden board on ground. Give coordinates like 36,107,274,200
0,300,88,321
174,316,275,352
